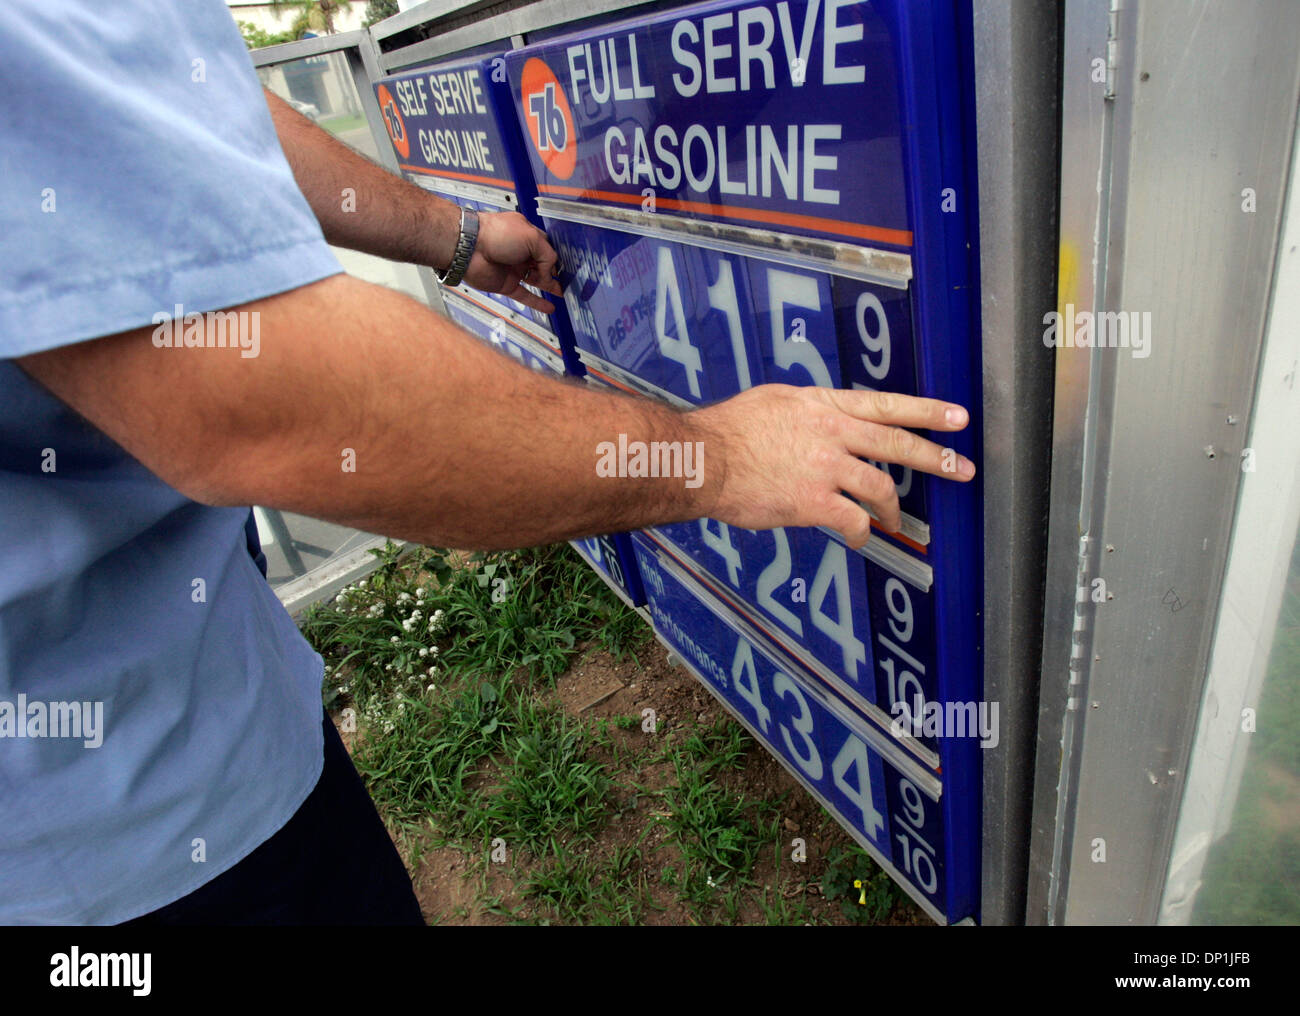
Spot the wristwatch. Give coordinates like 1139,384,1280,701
437,206,479,287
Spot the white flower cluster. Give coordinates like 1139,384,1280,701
361,693,393,735
325,579,445,736
333,578,378,613
360,674,442,737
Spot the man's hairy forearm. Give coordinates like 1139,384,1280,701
220,278,718,548
20,273,975,551
264,89,460,271
20,275,721,549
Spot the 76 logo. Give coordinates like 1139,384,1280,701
374,83,409,159
381,98,405,145
528,82,567,152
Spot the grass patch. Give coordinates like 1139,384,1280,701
298,540,917,926
522,845,652,925
648,718,782,922
483,697,611,855
353,677,509,825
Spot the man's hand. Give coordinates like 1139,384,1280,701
464,211,564,313
693,385,974,547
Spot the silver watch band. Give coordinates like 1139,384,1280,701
437,206,479,288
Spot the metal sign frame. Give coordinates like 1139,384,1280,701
968,0,1061,926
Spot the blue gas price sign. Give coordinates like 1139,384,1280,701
507,0,911,245
632,532,968,923
374,56,520,192
509,0,983,919
373,55,587,378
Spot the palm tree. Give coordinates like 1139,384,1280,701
269,1,353,37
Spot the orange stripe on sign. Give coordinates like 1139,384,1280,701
583,366,640,396
399,164,516,190
537,184,913,247
870,521,928,556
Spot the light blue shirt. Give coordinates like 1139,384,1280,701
0,1,344,923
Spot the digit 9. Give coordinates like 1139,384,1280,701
899,778,926,829
885,577,913,643
856,291,891,381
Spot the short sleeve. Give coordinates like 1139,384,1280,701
0,0,344,357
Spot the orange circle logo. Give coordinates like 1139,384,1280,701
376,84,410,160
520,57,576,180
